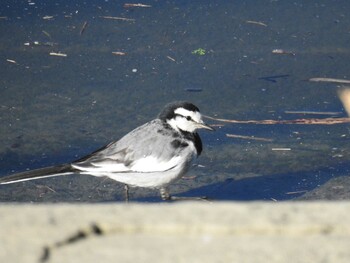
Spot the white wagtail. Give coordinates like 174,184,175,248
0,101,214,201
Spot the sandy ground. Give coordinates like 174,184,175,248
1,202,350,263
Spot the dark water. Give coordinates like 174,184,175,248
1,0,350,202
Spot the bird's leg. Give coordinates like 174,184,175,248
160,187,171,201
159,187,209,202
124,184,129,203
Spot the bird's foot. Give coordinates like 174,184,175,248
160,187,209,202
168,195,209,202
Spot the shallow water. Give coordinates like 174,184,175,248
1,0,350,202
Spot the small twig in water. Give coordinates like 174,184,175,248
226,134,273,142
79,21,88,35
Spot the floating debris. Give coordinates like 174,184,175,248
6,59,18,64
166,56,176,62
272,148,291,151
49,52,67,57
112,51,126,56
79,21,88,36
185,88,203,92
24,41,57,47
42,30,51,38
123,3,152,8
191,48,206,56
0,16,8,20
309,77,350,84
285,190,308,195
42,15,54,20
246,20,267,27
100,16,135,22
259,74,289,83
226,134,273,142
272,49,295,56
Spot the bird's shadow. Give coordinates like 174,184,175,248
1,150,350,202
138,164,350,202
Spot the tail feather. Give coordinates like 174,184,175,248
0,164,77,185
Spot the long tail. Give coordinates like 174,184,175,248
0,164,78,185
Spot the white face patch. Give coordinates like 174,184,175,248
167,107,204,132
174,107,202,123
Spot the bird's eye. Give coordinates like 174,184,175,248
186,116,192,121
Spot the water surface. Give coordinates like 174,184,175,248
1,0,350,202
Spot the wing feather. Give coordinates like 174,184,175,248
72,119,192,173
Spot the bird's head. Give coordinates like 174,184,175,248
159,101,214,133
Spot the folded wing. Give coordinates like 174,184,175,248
72,119,191,174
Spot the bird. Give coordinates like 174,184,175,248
0,101,214,201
